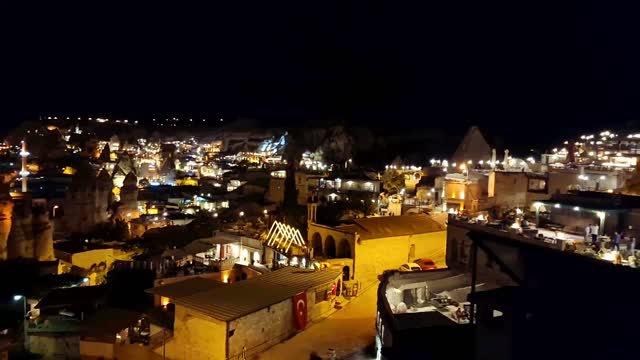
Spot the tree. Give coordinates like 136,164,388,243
381,170,405,194
345,192,377,216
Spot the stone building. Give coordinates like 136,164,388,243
152,267,341,360
308,214,447,283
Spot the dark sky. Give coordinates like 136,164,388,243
3,2,640,148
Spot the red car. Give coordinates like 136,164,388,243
413,258,437,270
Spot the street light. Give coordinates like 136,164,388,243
52,205,59,218
14,295,27,350
239,211,244,218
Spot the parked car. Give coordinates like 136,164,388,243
398,263,422,272
413,258,438,270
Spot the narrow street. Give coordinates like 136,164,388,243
258,280,379,360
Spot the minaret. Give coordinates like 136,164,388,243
503,149,510,170
307,194,318,224
491,149,497,169
20,141,29,192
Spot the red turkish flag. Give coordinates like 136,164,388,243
292,292,307,330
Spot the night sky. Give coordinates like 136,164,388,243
3,2,640,150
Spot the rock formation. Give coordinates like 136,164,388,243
120,172,138,215
33,208,54,260
0,191,14,260
63,163,112,234
7,216,25,259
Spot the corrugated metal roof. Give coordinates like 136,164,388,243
173,267,341,322
146,277,225,299
339,214,445,240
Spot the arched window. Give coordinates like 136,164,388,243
311,233,323,258
325,236,336,258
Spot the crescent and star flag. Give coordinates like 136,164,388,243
292,292,307,330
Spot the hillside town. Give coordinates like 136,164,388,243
0,117,638,360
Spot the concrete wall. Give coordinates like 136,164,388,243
80,340,114,359
170,305,227,360
228,299,293,360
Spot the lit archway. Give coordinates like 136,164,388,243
337,239,352,258
325,236,336,258
311,232,323,258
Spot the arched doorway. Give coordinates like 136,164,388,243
325,236,336,258
342,266,350,281
337,239,351,258
311,233,323,258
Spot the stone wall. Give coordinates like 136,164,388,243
170,305,227,360
354,231,447,282
228,299,293,359
490,172,529,209
307,223,355,260
28,334,80,359
410,231,447,266
306,281,339,322
80,340,114,359
355,235,410,282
